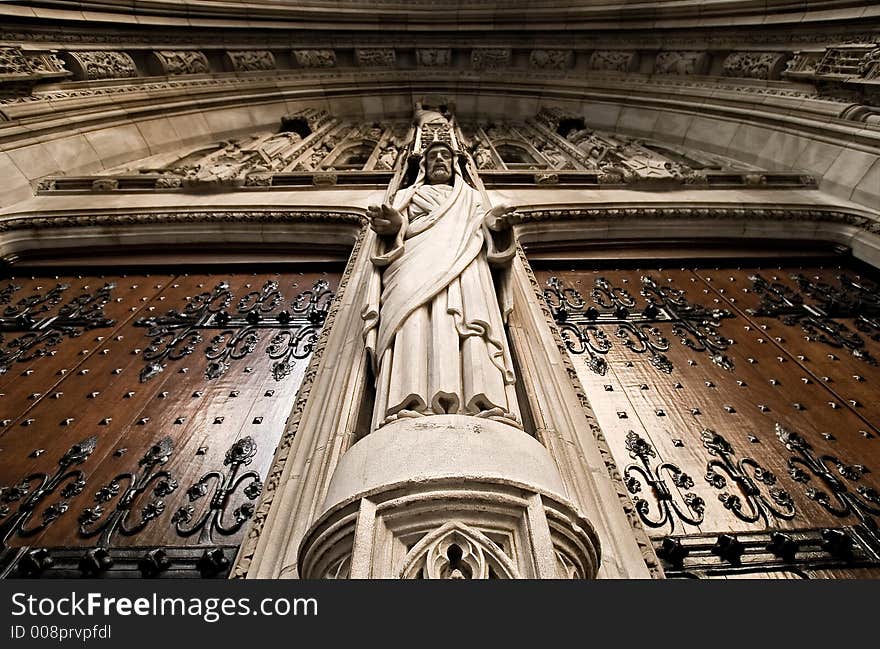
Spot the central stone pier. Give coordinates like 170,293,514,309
298,415,600,579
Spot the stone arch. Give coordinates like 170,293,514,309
398,521,521,580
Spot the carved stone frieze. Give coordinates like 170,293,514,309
63,51,137,80
355,48,396,67
0,209,363,234
150,50,210,76
722,51,790,80
0,47,33,76
530,49,573,70
225,50,275,72
293,49,337,68
471,48,511,70
416,49,451,67
589,50,639,73
654,51,709,75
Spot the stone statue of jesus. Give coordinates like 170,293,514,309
363,140,521,431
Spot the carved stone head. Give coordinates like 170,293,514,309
423,141,455,185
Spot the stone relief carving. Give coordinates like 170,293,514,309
654,51,709,75
589,50,639,72
225,50,275,72
152,50,210,75
0,47,33,75
530,49,573,70
416,49,451,67
363,108,520,429
399,522,519,579
722,51,789,80
293,49,336,68
471,48,510,70
355,48,396,67
66,51,138,80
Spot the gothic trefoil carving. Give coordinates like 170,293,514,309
399,522,520,579
135,278,333,382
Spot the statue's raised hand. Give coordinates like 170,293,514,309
367,203,404,236
485,203,517,231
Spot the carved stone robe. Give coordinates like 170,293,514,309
363,170,519,430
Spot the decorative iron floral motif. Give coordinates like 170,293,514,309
544,275,734,374
776,423,880,548
172,437,263,543
135,278,333,382
0,436,97,543
701,429,795,525
749,273,880,364
78,437,176,547
622,431,705,532
0,283,115,374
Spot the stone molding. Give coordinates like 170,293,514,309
508,206,880,235
0,209,364,234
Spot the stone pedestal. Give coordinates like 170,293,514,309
298,415,600,579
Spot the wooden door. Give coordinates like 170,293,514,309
535,257,880,579
0,266,339,578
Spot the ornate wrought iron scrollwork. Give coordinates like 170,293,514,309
701,429,795,525
135,278,333,382
776,423,880,549
623,431,705,532
0,437,97,543
172,437,263,543
78,437,176,547
749,273,880,364
544,274,734,374
0,283,115,374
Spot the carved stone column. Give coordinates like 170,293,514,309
299,415,600,579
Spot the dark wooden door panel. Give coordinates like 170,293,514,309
0,269,339,578
537,260,880,579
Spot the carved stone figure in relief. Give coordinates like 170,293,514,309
363,133,520,430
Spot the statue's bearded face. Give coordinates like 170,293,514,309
425,145,453,185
